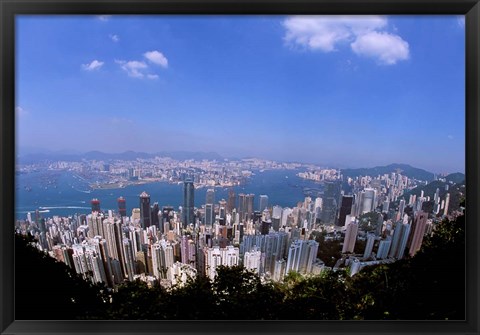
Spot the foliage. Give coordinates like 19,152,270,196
357,212,381,232
15,234,107,320
317,239,342,267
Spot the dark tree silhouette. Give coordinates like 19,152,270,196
15,234,107,319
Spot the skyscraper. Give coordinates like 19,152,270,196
91,198,101,213
376,238,391,259
117,197,127,217
342,220,358,254
139,191,151,229
389,222,411,259
183,177,195,228
363,233,376,259
218,199,227,220
398,199,406,218
443,193,451,216
227,189,236,213
259,195,269,212
238,193,246,222
285,239,318,275
408,211,428,257
246,194,255,220
338,195,354,227
205,203,214,227
359,188,377,214
206,188,215,205
151,202,160,228
122,238,136,281
243,249,262,274
271,205,282,231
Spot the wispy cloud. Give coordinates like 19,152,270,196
144,50,168,68
116,50,168,79
456,16,465,28
15,106,28,118
109,34,120,42
115,60,148,78
448,135,454,140
283,15,410,65
82,59,104,71
97,15,111,22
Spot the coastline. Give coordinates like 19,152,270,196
89,178,243,190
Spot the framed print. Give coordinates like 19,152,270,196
1,0,479,334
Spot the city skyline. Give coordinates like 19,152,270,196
16,15,465,173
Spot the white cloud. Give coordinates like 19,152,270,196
116,51,168,79
351,31,409,65
283,15,409,65
97,15,111,21
15,106,28,118
457,16,465,28
144,50,168,68
82,60,104,71
115,59,148,78
109,34,120,42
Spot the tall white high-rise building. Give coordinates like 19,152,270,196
443,193,451,216
205,245,239,280
342,221,358,254
398,199,406,218
363,233,376,259
122,238,136,281
273,259,286,282
376,238,391,259
360,188,377,214
281,207,293,228
285,239,318,275
389,222,411,259
259,195,269,212
344,214,356,228
243,248,262,274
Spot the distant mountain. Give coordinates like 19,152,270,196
397,178,465,214
16,150,224,164
16,152,83,164
341,163,435,182
82,150,153,161
444,172,465,184
158,151,224,161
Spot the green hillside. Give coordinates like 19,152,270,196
341,163,434,182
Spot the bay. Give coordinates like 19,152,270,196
15,169,324,220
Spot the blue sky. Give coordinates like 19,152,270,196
16,15,465,173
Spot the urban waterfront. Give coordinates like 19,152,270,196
16,168,323,219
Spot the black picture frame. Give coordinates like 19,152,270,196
1,0,479,334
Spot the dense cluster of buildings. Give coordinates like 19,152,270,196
16,168,459,288
16,177,324,288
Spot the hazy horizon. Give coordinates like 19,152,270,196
16,15,465,174
16,145,465,175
